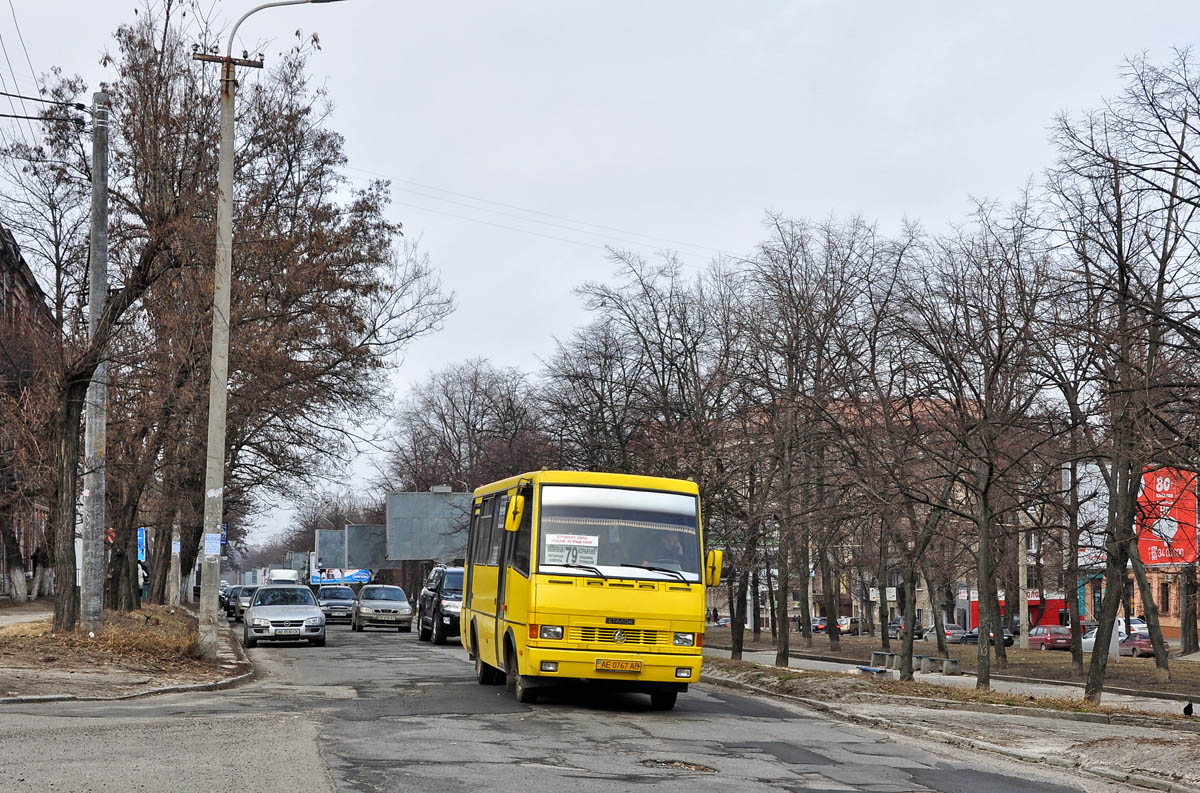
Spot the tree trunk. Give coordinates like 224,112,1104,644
1,522,28,602
921,556,948,658
1085,542,1131,702
751,569,762,643
731,565,748,660
1182,565,1199,656
860,575,874,636
821,552,841,653
877,520,891,651
52,380,89,632
899,562,919,681
766,564,778,642
1066,458,1084,677
1127,538,1170,682
797,536,813,648
774,543,790,667
976,501,995,689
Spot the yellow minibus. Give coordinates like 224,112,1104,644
461,470,722,710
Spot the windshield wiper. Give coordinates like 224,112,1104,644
558,563,607,579
620,563,686,581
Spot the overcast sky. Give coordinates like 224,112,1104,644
9,2,1200,541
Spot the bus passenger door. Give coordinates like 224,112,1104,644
492,493,511,668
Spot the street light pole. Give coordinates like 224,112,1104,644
195,0,347,659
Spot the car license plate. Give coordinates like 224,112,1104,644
596,659,641,672
379,614,396,621
276,628,300,635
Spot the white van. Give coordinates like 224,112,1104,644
266,569,302,584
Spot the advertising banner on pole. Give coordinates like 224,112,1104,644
137,527,146,561
1137,467,1198,565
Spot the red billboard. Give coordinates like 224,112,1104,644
1137,467,1198,565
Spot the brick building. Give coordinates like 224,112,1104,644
0,224,55,595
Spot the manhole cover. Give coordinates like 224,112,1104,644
641,759,716,773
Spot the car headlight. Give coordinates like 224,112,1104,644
539,625,564,640
252,618,270,627
358,607,373,615
441,599,461,612
673,632,696,647
399,605,412,613
304,617,324,626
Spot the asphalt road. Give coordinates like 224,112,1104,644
0,619,1129,793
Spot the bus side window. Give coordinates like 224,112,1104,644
488,495,509,566
473,497,494,566
512,488,532,576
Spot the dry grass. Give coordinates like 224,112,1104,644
711,628,1200,697
704,657,1186,720
0,604,205,669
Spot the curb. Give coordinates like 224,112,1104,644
702,671,1200,793
709,642,1196,707
0,625,254,706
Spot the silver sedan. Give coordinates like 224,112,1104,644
243,585,326,647
351,585,413,632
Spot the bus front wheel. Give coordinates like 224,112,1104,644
505,643,538,704
473,633,503,685
513,673,537,704
650,690,677,711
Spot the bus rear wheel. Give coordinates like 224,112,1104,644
650,690,677,711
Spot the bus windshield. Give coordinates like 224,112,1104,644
537,485,701,582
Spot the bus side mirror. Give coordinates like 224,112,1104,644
705,549,723,588
505,494,525,532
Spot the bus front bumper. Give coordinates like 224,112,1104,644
521,645,701,686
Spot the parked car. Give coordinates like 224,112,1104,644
417,565,463,644
316,585,357,623
224,586,241,618
887,617,925,639
243,584,325,648
811,617,828,634
351,585,413,632
1081,627,1127,653
715,617,732,628
1120,631,1168,657
960,627,1014,646
837,616,864,635
1028,625,1072,650
923,623,967,643
234,585,259,623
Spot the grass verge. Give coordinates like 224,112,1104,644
703,657,1190,721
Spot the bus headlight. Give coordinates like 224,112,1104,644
673,632,695,646
539,625,564,640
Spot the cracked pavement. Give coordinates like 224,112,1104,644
0,620,1135,793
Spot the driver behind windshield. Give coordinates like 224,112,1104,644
642,530,684,569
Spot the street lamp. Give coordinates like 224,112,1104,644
195,0,347,660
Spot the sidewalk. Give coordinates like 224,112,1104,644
0,606,51,629
704,646,1189,715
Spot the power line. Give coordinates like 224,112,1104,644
0,26,33,143
386,198,610,252
342,164,730,258
6,0,40,99
0,89,84,110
